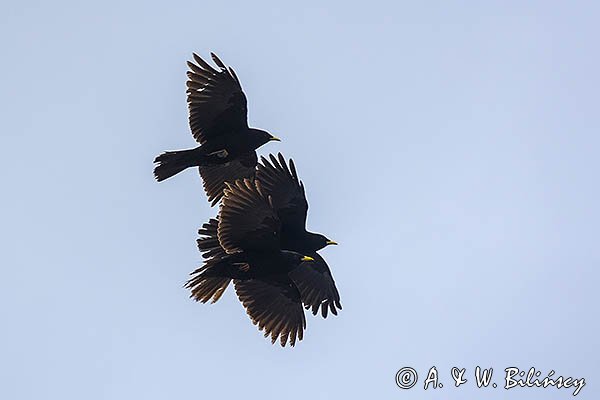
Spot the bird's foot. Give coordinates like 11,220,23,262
208,149,228,158
234,263,250,272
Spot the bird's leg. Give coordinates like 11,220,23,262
207,149,228,158
233,263,250,272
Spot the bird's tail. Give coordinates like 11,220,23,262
153,148,199,181
197,218,227,259
185,219,233,303
185,259,232,304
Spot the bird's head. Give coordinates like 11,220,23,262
282,250,315,267
307,233,338,251
248,128,281,149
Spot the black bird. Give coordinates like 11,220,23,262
189,153,341,321
186,179,314,346
153,52,279,202
256,153,341,317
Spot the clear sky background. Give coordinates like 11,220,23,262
1,1,598,399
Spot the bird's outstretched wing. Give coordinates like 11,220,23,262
187,53,248,145
255,153,308,230
218,179,280,254
234,276,306,347
198,152,257,206
289,252,342,318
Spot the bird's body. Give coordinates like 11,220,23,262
153,53,279,200
255,153,342,317
186,179,312,346
205,250,307,280
189,153,341,336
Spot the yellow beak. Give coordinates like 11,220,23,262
269,136,281,142
326,240,338,246
301,255,314,262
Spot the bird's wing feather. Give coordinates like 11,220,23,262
198,152,257,206
289,253,342,318
234,276,306,347
255,153,308,230
185,256,231,304
218,179,281,254
196,218,228,260
187,53,248,145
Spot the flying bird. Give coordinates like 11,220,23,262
186,179,314,346
256,153,341,317
193,217,341,318
153,52,279,203
190,153,342,318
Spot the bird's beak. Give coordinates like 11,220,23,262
269,136,281,142
326,240,338,246
301,255,314,262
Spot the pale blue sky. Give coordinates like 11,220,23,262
1,1,598,399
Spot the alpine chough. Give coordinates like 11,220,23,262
186,179,313,346
153,53,279,204
256,153,341,317
190,153,342,319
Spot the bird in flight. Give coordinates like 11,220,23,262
186,179,314,346
153,52,280,205
157,52,341,346
256,153,341,317
187,154,341,345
